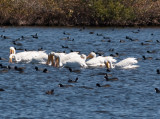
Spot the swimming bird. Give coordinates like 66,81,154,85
145,40,153,42
156,69,160,74
105,57,139,69
9,47,48,64
12,41,22,46
155,88,160,93
79,86,93,90
68,77,78,83
97,33,103,36
107,40,111,42
43,68,48,73
0,65,11,72
35,66,42,71
104,74,118,81
120,40,125,43
50,52,87,68
110,53,119,57
89,32,94,34
147,50,156,53
155,58,160,60
130,39,139,42
62,45,69,48
125,36,138,41
96,83,111,87
35,66,48,73
63,31,70,35
14,66,24,73
38,47,43,51
58,83,73,87
0,64,9,69
31,33,38,39
126,36,132,40
0,88,5,91
142,55,152,60
141,42,150,45
103,36,110,39
2,35,10,39
68,67,81,73
86,52,117,68
46,89,54,95
0,57,6,60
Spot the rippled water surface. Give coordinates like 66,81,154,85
0,26,160,119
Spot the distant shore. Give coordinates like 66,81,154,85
0,0,160,27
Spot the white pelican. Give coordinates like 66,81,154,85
104,57,139,69
86,52,117,68
48,52,87,68
9,47,48,64
63,54,87,68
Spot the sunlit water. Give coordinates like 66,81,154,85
0,26,160,119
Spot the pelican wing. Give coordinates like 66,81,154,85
61,53,81,64
86,56,106,68
64,57,87,68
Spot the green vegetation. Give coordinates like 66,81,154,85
0,0,160,26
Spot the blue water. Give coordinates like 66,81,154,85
0,26,160,119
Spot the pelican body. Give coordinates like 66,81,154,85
105,57,139,69
86,52,117,68
9,47,48,64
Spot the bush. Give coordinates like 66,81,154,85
0,0,160,26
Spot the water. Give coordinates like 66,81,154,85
0,26,160,119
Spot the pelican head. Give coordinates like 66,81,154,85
104,60,111,69
104,60,114,69
54,55,60,67
10,47,16,55
81,54,87,60
46,53,51,65
9,54,16,63
46,52,56,66
86,52,96,59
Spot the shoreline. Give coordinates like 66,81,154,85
1,23,160,27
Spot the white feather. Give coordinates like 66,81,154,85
51,52,86,68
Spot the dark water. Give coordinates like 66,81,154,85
0,26,160,119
